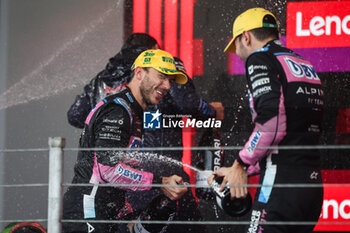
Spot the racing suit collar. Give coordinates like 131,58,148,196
123,86,143,121
264,39,282,48
246,39,280,63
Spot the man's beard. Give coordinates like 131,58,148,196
140,75,153,106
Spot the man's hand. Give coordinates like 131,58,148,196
209,102,224,121
208,160,248,199
161,175,188,200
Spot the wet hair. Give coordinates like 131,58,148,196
173,57,188,78
250,15,279,41
122,33,159,50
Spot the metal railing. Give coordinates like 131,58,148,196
0,137,350,232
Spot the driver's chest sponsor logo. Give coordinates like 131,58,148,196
116,164,143,181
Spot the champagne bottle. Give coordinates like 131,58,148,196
194,128,223,200
133,194,177,233
211,176,252,217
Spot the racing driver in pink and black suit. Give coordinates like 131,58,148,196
62,49,188,233
209,8,324,233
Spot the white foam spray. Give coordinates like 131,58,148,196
0,0,122,110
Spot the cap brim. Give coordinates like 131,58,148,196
224,38,236,53
145,66,188,84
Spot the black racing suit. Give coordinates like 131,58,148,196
63,87,161,233
237,40,324,233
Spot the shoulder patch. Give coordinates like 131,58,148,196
85,100,105,125
125,92,134,103
113,97,133,126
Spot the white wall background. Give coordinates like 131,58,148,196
0,0,9,227
0,0,125,228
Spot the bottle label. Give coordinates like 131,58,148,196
211,177,228,211
216,195,224,210
196,170,212,187
211,179,226,198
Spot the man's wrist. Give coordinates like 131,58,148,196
234,158,248,171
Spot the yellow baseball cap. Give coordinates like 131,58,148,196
131,49,188,84
224,8,278,53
